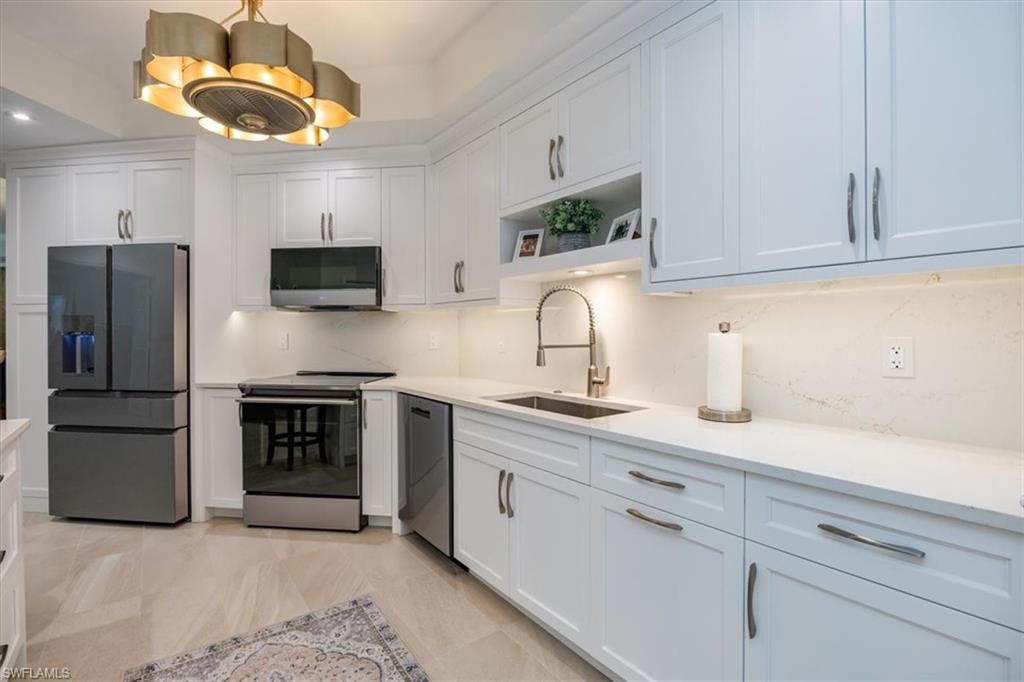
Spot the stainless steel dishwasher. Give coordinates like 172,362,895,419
397,394,453,558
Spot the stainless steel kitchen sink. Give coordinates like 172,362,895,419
493,394,643,419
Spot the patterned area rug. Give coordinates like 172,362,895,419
124,596,429,682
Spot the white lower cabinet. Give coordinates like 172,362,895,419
745,542,1024,681
507,461,590,649
590,488,743,681
361,391,393,517
200,388,244,509
454,442,511,593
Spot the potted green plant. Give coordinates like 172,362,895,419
540,198,603,252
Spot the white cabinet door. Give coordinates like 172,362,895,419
6,308,49,505
745,542,1024,681
7,167,67,304
499,96,559,209
558,47,642,188
462,131,499,302
739,0,865,272
361,392,393,517
381,167,426,306
454,442,510,595
431,150,467,304
508,461,590,649
277,171,328,247
202,388,244,509
866,0,1024,260
67,163,129,245
328,169,381,246
590,489,743,682
127,159,191,244
649,0,740,282
234,174,276,307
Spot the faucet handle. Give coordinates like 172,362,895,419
589,365,610,398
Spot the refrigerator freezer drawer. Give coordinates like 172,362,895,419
49,391,187,429
48,428,188,523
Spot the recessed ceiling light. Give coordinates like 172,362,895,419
570,269,592,276
8,111,32,122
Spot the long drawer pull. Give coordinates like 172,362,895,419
505,472,514,518
817,523,926,559
746,562,757,639
628,469,685,490
626,507,682,532
498,470,506,515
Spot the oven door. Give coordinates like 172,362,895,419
238,397,360,498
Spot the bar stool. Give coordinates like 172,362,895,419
265,405,327,471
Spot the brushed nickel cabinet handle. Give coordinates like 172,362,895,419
649,218,658,269
456,261,465,293
548,139,556,180
328,212,334,243
117,209,125,240
125,210,135,240
362,398,368,430
747,562,757,639
498,470,507,515
817,523,925,559
846,172,856,243
628,470,685,490
626,507,682,531
382,267,387,299
505,472,514,518
556,135,565,178
452,262,459,294
872,167,881,241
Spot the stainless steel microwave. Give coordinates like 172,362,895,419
270,246,382,310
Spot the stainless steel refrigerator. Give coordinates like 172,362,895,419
47,244,189,523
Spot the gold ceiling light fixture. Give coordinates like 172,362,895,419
133,0,360,145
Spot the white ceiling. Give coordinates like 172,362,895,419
0,87,116,152
0,1,495,87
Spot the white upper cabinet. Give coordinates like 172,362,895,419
499,97,559,209
7,166,67,305
866,0,1024,260
739,0,865,272
234,174,276,308
648,0,740,281
430,131,499,305
277,171,330,247
431,150,468,304
67,163,130,245
381,167,426,306
499,48,642,210
745,542,1024,681
461,132,500,302
558,46,642,189
328,169,381,246
127,160,191,243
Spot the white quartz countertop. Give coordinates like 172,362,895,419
1,418,31,450
364,377,1024,534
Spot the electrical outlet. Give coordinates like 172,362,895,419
497,337,506,354
429,333,439,350
882,336,914,378
278,332,290,351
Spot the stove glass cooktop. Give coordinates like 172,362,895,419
239,370,395,396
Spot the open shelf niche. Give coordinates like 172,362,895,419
499,172,643,282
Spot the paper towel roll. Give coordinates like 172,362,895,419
707,324,743,412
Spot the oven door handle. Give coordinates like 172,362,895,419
236,397,359,406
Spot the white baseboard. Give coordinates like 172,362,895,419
22,486,48,514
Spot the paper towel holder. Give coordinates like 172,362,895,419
698,321,752,423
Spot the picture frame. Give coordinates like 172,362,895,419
513,228,545,260
605,209,641,244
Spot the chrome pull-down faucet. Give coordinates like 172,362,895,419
535,285,610,398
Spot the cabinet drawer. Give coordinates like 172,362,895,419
591,438,743,534
0,468,22,575
454,408,590,483
747,474,1024,631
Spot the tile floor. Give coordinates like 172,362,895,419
23,512,608,681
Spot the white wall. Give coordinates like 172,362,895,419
458,267,1024,452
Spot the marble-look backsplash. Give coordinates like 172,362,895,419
458,267,1024,451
